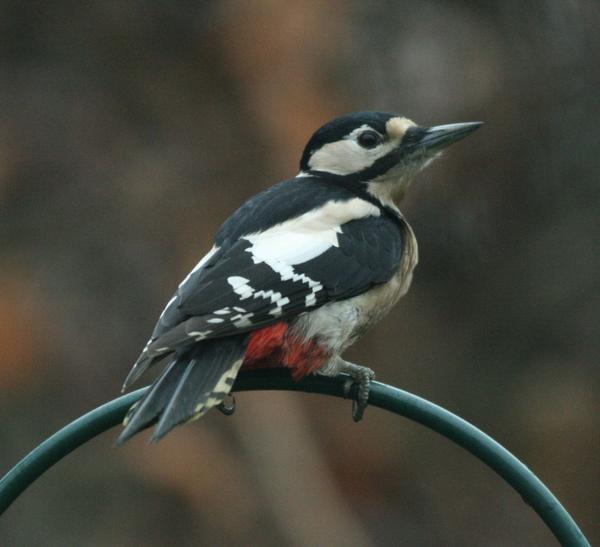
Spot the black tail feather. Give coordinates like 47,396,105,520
152,337,246,440
117,357,186,445
121,351,170,392
151,358,198,438
118,335,247,444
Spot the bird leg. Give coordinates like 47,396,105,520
343,362,375,422
320,357,375,422
216,394,236,416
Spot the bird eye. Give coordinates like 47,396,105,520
357,130,382,149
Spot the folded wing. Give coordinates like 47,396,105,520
124,206,404,388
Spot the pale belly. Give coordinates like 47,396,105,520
289,220,419,360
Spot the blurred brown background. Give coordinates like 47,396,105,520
1,1,598,545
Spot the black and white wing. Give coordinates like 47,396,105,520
145,177,370,341
123,198,405,388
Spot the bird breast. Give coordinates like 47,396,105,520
290,220,418,356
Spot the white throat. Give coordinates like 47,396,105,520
366,154,438,207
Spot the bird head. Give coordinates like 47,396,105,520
300,111,482,204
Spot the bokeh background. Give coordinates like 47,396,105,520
1,1,598,545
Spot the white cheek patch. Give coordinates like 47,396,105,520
308,126,398,176
308,140,371,175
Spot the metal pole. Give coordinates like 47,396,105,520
0,369,590,546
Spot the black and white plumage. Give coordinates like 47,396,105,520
118,111,481,443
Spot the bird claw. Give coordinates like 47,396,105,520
341,364,375,422
217,395,236,416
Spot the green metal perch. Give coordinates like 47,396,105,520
0,369,590,546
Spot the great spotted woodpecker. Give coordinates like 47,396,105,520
118,112,481,443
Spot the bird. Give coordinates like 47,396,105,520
117,111,481,444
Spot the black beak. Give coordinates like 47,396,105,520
404,121,483,153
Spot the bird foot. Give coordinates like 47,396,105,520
340,362,375,422
216,395,236,416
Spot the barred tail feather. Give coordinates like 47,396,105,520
153,338,246,440
117,335,248,444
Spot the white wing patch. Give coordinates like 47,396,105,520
305,292,317,307
246,231,332,265
231,312,254,328
238,198,379,315
227,276,295,318
187,329,212,341
227,276,254,299
164,198,380,348
243,198,379,265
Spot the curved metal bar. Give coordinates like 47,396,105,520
0,369,590,546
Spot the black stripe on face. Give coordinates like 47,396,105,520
305,132,430,186
300,112,397,171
